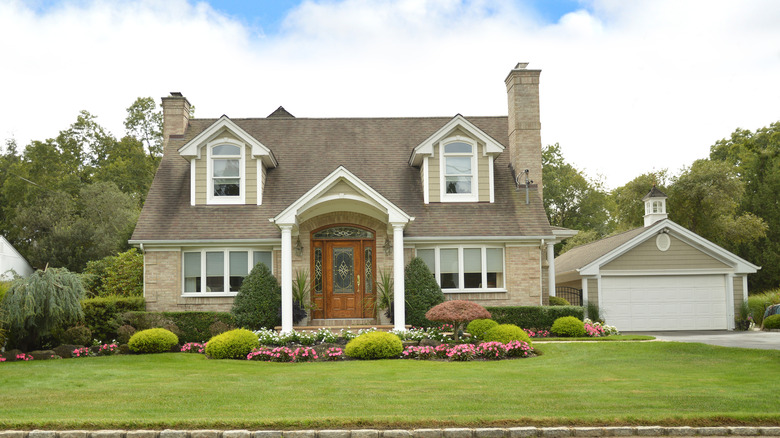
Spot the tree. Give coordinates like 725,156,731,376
542,143,611,236
232,263,281,329
404,258,445,328
709,122,780,291
2,267,85,351
424,300,491,341
124,97,163,158
609,170,668,231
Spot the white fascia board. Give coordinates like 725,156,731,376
178,116,278,168
405,235,555,243
272,166,413,226
409,114,505,166
129,238,281,248
578,219,760,276
551,227,579,243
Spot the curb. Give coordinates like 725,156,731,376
2,427,780,438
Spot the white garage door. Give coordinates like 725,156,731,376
600,275,728,331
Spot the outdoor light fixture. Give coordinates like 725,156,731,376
294,236,303,257
383,237,392,256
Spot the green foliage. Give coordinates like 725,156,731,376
586,301,602,323
124,97,163,158
344,331,403,360
3,268,85,350
60,325,92,345
117,324,136,344
82,249,143,298
747,290,780,326
81,295,145,342
128,328,179,354
551,316,586,337
610,171,669,231
558,229,602,255
231,263,281,330
482,324,532,344
204,329,259,360
549,296,570,306
161,312,234,343
487,305,585,330
466,319,499,340
291,269,312,322
404,258,445,328
543,143,612,238
763,314,780,330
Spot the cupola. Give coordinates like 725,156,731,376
642,186,668,227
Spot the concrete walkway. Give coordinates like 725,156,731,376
625,330,780,350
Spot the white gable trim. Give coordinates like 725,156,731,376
578,219,760,276
272,166,414,226
409,114,504,167
178,115,278,168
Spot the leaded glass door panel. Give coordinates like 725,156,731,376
325,241,361,318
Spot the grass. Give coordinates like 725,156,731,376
534,335,655,342
748,289,780,325
1,342,778,429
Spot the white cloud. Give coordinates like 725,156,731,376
1,0,778,188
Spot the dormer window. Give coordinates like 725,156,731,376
441,139,478,202
208,143,245,204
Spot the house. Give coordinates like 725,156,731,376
554,187,759,331
129,62,575,332
0,235,34,281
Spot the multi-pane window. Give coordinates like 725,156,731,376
442,141,475,197
416,246,504,291
209,144,243,204
183,249,272,294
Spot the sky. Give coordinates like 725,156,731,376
1,0,778,189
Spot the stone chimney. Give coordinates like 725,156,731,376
505,62,543,199
161,92,191,150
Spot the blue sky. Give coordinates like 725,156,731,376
2,0,779,189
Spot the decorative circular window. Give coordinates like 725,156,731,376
656,234,671,252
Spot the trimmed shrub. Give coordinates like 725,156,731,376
404,258,445,328
549,296,570,306
487,305,584,330
116,324,136,344
466,319,499,340
162,312,233,343
205,328,259,360
764,314,780,330
551,316,586,337
345,331,403,360
232,263,281,330
82,296,145,342
128,328,178,353
482,324,532,344
81,249,143,298
60,325,92,346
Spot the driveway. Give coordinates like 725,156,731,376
626,330,780,350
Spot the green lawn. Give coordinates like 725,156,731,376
1,342,778,429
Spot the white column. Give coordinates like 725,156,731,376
392,223,406,331
581,277,589,305
547,243,556,298
280,225,293,333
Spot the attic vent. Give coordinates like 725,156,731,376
267,106,295,118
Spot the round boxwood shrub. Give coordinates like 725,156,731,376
551,316,586,337
60,325,92,346
467,319,499,340
232,263,281,329
344,331,403,360
482,324,532,344
404,258,446,328
764,314,780,330
128,328,179,353
205,328,260,360
549,296,571,306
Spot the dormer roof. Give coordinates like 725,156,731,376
177,115,278,168
409,114,505,167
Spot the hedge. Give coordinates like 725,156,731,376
486,305,584,330
121,311,235,343
82,296,145,342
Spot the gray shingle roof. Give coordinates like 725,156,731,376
131,116,553,242
554,226,647,274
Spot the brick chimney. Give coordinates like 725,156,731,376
161,92,191,150
505,63,543,199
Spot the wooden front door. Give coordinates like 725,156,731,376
311,226,375,319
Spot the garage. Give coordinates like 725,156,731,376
600,275,728,331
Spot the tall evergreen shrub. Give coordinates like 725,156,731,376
231,263,281,330
2,268,85,350
404,258,445,328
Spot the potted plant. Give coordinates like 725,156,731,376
376,270,394,325
292,270,315,325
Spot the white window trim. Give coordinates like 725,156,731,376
206,139,246,205
190,158,197,206
182,248,272,297
439,137,479,203
417,245,506,293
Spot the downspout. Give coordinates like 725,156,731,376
139,243,146,301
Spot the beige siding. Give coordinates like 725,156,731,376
588,278,598,307
245,145,257,205
323,180,360,198
603,235,730,271
478,144,490,202
195,157,207,204
733,275,744,317
428,151,440,203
